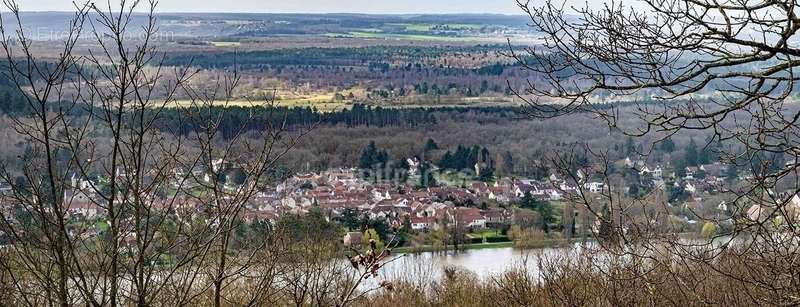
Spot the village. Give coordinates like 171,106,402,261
10,150,796,251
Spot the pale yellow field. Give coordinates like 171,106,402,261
162,94,525,112
160,87,373,112
209,41,242,47
165,93,350,112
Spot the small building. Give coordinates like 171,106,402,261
410,216,437,232
584,182,605,193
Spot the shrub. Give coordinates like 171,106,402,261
701,222,717,238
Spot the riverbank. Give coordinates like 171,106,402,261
394,238,588,254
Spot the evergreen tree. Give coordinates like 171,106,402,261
395,158,410,170
469,146,480,169
537,201,555,233
359,141,379,169
685,138,699,166
424,138,439,152
480,147,491,164
0,91,10,112
668,185,690,203
358,141,389,171
673,155,687,178
478,164,495,182
438,151,453,169
520,191,535,209
530,162,549,180
249,219,273,237
418,161,437,188
660,137,676,153
502,151,514,175
698,143,712,165
337,208,361,231
625,137,636,155
392,159,410,183
397,215,412,246
376,150,389,167
451,146,464,169
359,216,391,241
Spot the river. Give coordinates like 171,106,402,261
376,235,732,283
377,245,581,283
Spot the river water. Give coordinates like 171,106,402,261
377,245,581,283
376,235,732,283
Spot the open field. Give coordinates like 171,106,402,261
208,41,242,47
325,31,512,43
165,96,351,112
467,229,507,240
380,96,522,108
160,95,525,112
390,23,484,31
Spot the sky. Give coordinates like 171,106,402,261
18,0,621,14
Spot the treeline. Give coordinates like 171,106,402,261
163,45,510,68
0,101,519,138
155,105,528,139
0,95,657,144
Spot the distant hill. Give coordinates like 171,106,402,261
4,12,536,39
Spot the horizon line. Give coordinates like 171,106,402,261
10,11,527,17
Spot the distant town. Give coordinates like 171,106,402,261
9,139,794,252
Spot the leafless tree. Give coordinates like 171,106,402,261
339,233,403,307
0,1,309,306
0,1,413,306
177,71,306,306
514,0,800,304
0,1,92,305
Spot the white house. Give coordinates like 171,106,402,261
584,182,604,193
685,182,697,194
548,189,564,201
410,216,437,231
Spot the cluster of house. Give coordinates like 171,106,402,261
240,168,588,232
7,153,800,251
31,159,717,229
3,155,779,236
3,165,574,234
625,158,735,195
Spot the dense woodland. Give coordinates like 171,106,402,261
0,91,724,181
165,45,541,101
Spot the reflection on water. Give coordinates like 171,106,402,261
374,236,728,284
380,245,580,282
